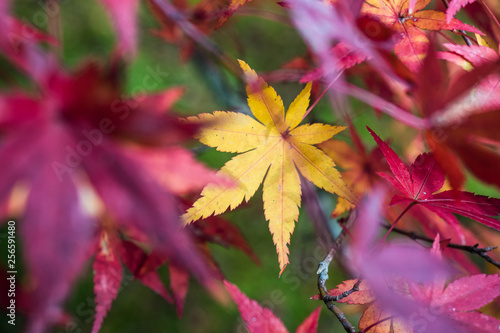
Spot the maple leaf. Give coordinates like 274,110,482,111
183,60,356,274
446,0,477,22
362,0,482,72
300,42,369,82
368,127,500,236
315,236,498,332
0,60,222,332
317,272,500,333
438,43,499,70
409,236,500,332
413,274,500,332
405,45,500,189
319,122,387,216
92,224,192,332
92,230,124,333
311,279,411,333
90,196,259,326
224,280,321,333
216,0,252,28
166,207,260,316
0,4,57,86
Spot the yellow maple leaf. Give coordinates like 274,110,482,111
183,60,356,274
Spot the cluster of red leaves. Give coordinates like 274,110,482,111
0,54,236,331
0,1,262,332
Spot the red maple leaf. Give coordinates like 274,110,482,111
91,198,259,329
411,273,500,332
0,3,57,86
91,227,176,333
164,207,260,316
419,46,500,190
314,236,500,332
368,127,500,236
224,280,321,333
0,59,223,332
446,0,477,22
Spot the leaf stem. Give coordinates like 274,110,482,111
375,202,416,252
302,70,344,120
441,0,473,46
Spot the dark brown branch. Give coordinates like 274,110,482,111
316,212,357,333
323,279,361,302
383,224,500,269
151,0,241,76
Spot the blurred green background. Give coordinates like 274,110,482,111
1,1,499,333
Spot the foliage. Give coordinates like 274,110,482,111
1,0,500,332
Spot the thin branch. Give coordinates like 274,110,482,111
441,0,473,46
383,224,500,269
323,279,361,302
360,316,394,332
376,202,416,251
316,212,357,333
151,0,241,76
303,70,344,119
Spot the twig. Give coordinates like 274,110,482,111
303,70,344,119
360,316,394,332
376,202,415,251
383,224,500,269
441,0,473,46
151,0,241,76
323,279,361,302
316,212,357,333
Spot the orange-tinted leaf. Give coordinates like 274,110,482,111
369,127,500,232
311,279,373,304
216,0,252,28
362,0,482,71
